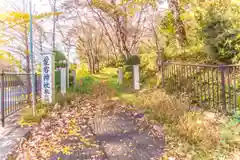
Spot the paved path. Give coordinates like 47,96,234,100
53,110,164,160
0,112,30,160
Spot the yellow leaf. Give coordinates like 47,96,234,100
62,146,72,155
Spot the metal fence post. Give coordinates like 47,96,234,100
1,71,4,127
220,65,227,112
161,61,165,88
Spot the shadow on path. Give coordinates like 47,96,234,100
53,110,164,160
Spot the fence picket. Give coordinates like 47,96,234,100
1,73,41,127
161,62,240,114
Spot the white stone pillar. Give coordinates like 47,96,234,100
118,67,123,85
61,68,67,95
66,60,70,88
133,65,140,90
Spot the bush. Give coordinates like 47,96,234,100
68,76,97,94
128,89,232,159
177,112,220,150
133,89,188,124
201,3,240,64
217,30,240,63
125,55,140,65
55,92,76,106
76,63,89,80
107,57,124,68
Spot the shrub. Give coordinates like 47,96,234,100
128,89,228,159
55,92,76,106
177,112,220,150
68,76,97,94
133,90,188,124
55,92,65,106
217,30,240,63
201,3,240,63
125,55,140,65
76,63,89,80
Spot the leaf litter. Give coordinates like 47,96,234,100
7,93,165,160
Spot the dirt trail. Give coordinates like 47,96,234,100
53,103,165,160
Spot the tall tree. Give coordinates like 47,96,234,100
167,0,187,47
0,11,61,102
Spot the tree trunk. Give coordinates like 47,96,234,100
92,58,96,74
96,58,100,73
87,57,92,73
152,23,165,71
89,52,95,74
87,54,94,74
168,0,187,47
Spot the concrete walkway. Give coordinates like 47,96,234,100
0,112,30,160
53,110,164,160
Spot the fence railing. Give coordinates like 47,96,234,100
0,72,41,127
161,61,240,114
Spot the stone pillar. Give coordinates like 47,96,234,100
61,68,67,95
118,67,123,85
133,65,140,90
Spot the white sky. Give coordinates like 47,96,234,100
0,0,78,63
0,0,169,65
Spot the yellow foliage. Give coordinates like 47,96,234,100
0,11,62,68
91,0,156,17
0,11,62,31
62,146,72,155
0,50,20,65
0,11,62,23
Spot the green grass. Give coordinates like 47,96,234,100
68,76,98,94
19,103,50,126
55,92,77,106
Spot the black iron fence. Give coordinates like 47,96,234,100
0,72,41,127
161,62,240,114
